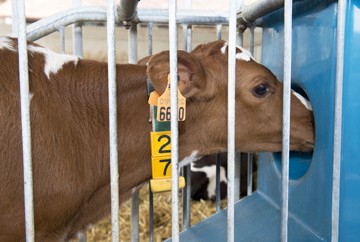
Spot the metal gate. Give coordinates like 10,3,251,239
11,0,356,241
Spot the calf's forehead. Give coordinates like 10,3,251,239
236,61,279,84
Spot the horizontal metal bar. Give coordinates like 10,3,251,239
27,7,108,41
26,7,229,41
137,9,229,25
237,0,301,27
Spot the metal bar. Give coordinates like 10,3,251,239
138,9,228,25
247,27,255,197
72,0,83,57
128,24,138,64
147,23,153,56
227,0,238,241
149,185,154,242
215,154,221,212
16,0,35,241
182,1,192,228
169,0,179,241
216,24,222,40
234,153,241,201
107,0,120,241
281,0,292,241
27,7,108,41
26,8,229,41
73,5,84,240
131,191,139,242
331,0,346,241
250,26,255,56
214,29,222,219
182,165,191,230
11,0,19,36
128,22,139,242
59,27,66,54
237,0,302,28
118,0,140,27
247,153,253,196
236,30,243,47
147,22,155,242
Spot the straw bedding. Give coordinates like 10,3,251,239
78,186,226,242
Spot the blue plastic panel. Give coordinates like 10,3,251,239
166,1,360,241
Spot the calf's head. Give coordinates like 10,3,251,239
146,40,314,158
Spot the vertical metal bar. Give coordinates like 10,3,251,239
247,22,255,197
281,0,292,241
147,23,153,56
247,153,253,196
131,191,139,242
234,153,241,200
147,22,155,242
247,23,254,200
227,0,237,241
11,0,19,36
73,1,85,236
216,24,222,40
17,0,35,241
128,22,139,242
250,26,255,56
216,24,223,212
182,0,192,229
149,184,154,242
182,166,191,230
59,27,66,54
169,0,179,241
72,0,83,57
107,0,120,240
128,24,138,64
215,154,221,212
331,0,346,241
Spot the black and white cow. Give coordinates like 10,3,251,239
191,153,257,201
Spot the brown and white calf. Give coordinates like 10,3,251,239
0,37,314,241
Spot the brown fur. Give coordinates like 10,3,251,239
0,38,314,241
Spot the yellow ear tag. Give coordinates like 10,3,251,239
156,74,187,122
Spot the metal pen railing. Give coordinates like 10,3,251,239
14,1,346,241
331,0,346,241
227,0,238,241
106,0,120,240
16,0,35,241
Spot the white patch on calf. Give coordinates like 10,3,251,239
191,164,227,199
179,151,200,168
221,41,256,62
28,45,79,79
292,90,313,111
220,42,228,54
236,45,256,62
235,52,251,62
0,37,15,51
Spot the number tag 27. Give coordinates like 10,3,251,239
150,131,172,178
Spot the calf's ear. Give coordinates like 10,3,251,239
146,50,206,99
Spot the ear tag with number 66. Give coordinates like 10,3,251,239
157,74,186,122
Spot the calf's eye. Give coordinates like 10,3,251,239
252,84,270,98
